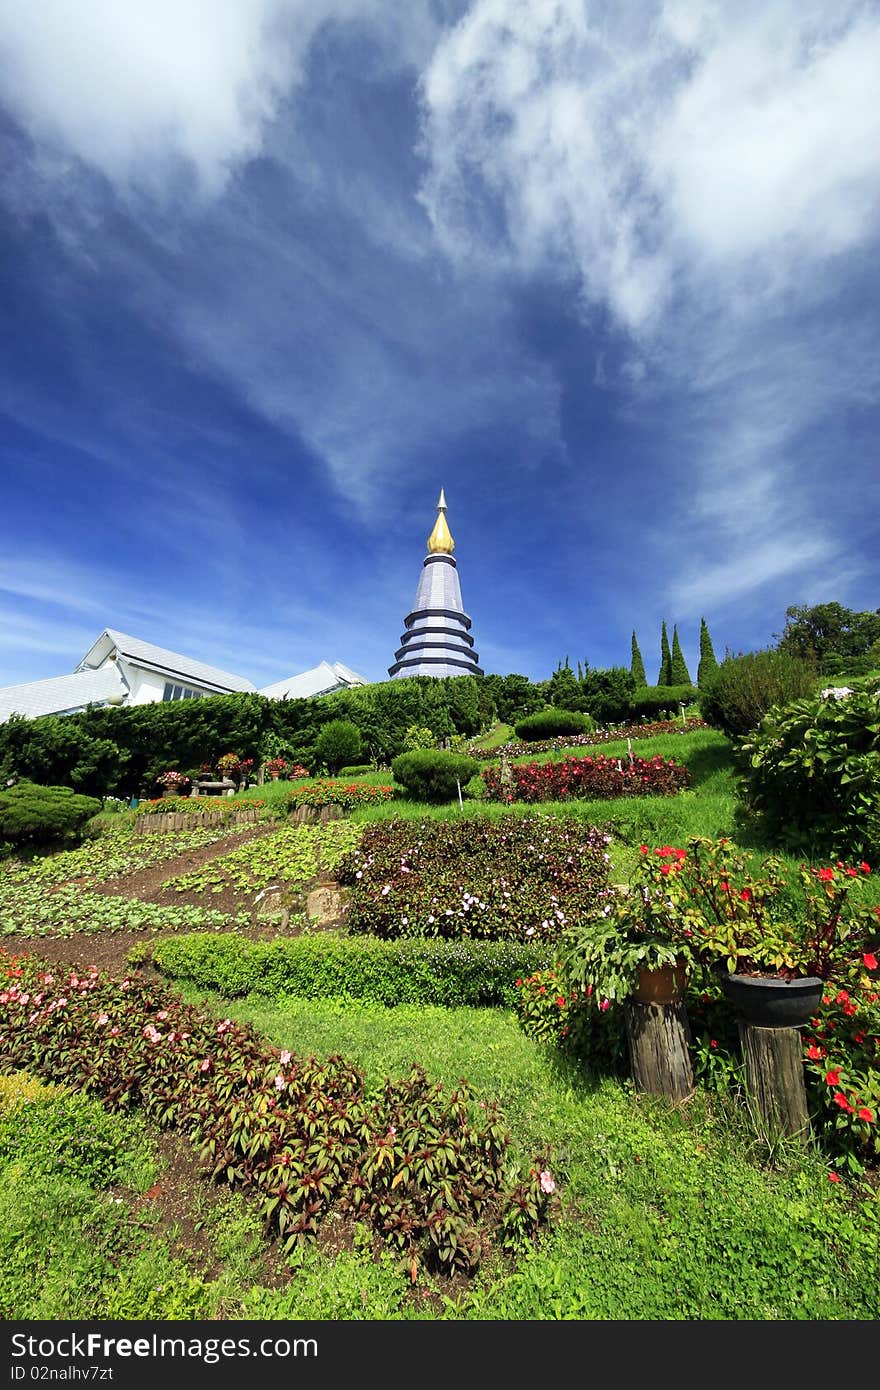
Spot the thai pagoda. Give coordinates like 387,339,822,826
388,490,483,679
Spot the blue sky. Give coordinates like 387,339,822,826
1,0,878,692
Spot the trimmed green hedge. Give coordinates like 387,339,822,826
152,932,553,1009
513,709,594,741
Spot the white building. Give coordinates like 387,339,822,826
0,629,367,724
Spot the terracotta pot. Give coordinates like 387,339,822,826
720,973,823,1028
632,961,688,1005
269,771,280,781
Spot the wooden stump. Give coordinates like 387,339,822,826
624,999,694,1103
738,1022,811,1144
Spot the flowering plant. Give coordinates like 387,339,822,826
263,757,288,774
156,770,188,790
216,753,240,774
559,846,700,1003
656,838,880,981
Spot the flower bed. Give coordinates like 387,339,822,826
336,815,611,941
284,781,395,813
481,754,690,803
468,718,706,760
0,951,557,1273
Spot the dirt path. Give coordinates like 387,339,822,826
4,821,310,978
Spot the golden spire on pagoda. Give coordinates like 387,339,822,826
427,487,455,554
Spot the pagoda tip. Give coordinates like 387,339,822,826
437,487,447,511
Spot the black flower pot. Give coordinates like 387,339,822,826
720,973,824,1029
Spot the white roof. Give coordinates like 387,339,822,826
78,630,256,694
260,660,367,701
0,666,127,723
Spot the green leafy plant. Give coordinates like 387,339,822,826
700,648,816,737
153,932,553,1008
0,782,101,856
736,680,880,859
513,709,594,741
314,720,363,776
390,750,478,803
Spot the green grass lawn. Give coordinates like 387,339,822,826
169,985,880,1320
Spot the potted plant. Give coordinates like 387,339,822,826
561,846,697,1005
156,770,189,797
666,838,880,1027
216,753,240,783
263,756,287,782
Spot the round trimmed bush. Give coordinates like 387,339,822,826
390,749,479,803
0,781,101,856
513,709,594,741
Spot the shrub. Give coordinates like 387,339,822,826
153,933,553,1009
515,967,627,1073
336,815,611,942
699,649,815,737
390,750,478,803
0,951,557,1272
0,782,101,855
631,685,699,719
482,754,690,803
314,720,363,776
736,680,880,858
514,709,594,741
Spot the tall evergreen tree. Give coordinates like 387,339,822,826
630,631,647,686
670,624,692,685
697,617,719,688
657,621,672,686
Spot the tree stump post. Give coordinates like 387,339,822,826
738,1022,811,1144
624,999,694,1103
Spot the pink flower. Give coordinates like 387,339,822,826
274,1074,286,1091
96,1014,109,1026
157,1010,168,1021
280,1050,292,1065
110,1027,120,1037
539,1171,555,1194
599,999,610,1011
199,1059,210,1072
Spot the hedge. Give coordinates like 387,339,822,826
152,932,554,1009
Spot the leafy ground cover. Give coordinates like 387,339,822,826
162,820,361,899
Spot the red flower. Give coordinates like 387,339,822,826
709,1039,717,1049
739,888,752,902
720,881,730,893
818,868,835,881
834,1092,853,1112
556,996,566,1008
825,1069,840,1086
863,954,878,971
806,1045,822,1061
860,862,871,874
828,1171,841,1183
857,1107,874,1123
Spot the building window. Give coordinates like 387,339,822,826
163,683,205,701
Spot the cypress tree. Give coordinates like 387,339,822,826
698,617,719,688
630,631,647,686
657,621,672,686
670,624,692,685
